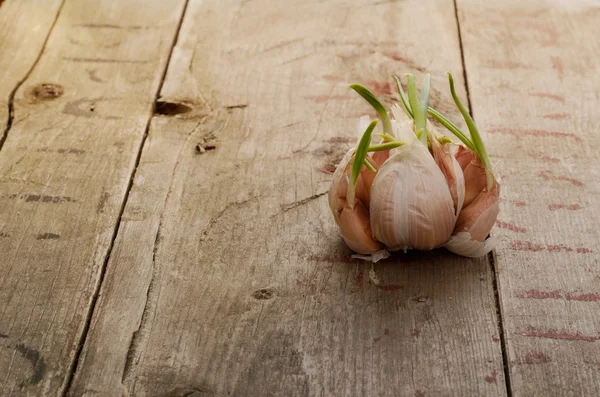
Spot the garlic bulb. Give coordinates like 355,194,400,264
327,72,501,259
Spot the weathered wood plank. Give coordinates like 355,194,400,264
0,0,63,144
457,0,600,395
0,0,186,395
72,0,508,396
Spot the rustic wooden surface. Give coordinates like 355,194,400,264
68,0,506,396
0,0,63,147
0,0,597,396
458,0,600,395
0,0,187,394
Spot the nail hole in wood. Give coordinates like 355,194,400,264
26,83,64,102
252,288,274,300
154,101,192,116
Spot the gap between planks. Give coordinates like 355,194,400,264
452,0,513,395
59,0,192,395
0,0,66,153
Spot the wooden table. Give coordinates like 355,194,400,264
1,0,598,396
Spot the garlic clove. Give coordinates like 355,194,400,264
430,131,465,216
453,181,500,240
444,179,500,257
328,148,354,226
455,144,474,170
457,145,487,208
338,199,383,254
370,136,455,251
328,119,383,255
328,153,383,254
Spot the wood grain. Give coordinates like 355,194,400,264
457,0,600,395
0,0,186,394
0,0,63,144
71,0,507,396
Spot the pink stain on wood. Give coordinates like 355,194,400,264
547,244,572,252
523,350,551,364
516,326,600,342
374,328,391,343
511,240,591,254
538,171,584,186
492,336,500,343
530,92,566,103
543,113,569,120
488,127,580,142
322,74,345,82
484,83,520,94
411,329,420,338
382,52,409,62
355,270,364,288
515,290,563,299
530,152,560,163
511,240,545,252
484,370,497,384
377,284,403,291
495,220,527,233
486,61,533,70
515,290,600,301
507,200,526,207
565,292,600,302
366,81,393,96
535,25,559,46
551,56,565,80
548,203,582,211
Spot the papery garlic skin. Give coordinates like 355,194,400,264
328,148,354,225
455,145,487,207
369,120,455,251
338,198,382,254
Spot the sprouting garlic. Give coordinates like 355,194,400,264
327,72,501,259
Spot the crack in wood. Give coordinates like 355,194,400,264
452,1,512,394
61,1,192,395
121,225,160,385
121,108,197,387
275,191,328,216
200,196,260,242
